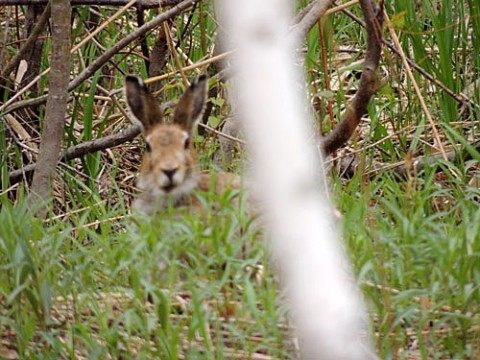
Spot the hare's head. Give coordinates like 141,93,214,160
125,75,208,200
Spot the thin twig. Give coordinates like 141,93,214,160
324,0,358,16
0,0,182,7
0,0,137,112
1,3,50,79
72,0,139,54
164,20,189,86
0,0,203,116
146,50,234,85
376,141,480,179
292,0,358,26
0,6,13,73
0,69,49,112
384,10,448,162
339,4,477,110
199,122,246,145
290,0,333,41
317,21,335,136
8,124,143,185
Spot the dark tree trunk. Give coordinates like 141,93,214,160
28,0,71,214
148,21,171,92
20,5,47,97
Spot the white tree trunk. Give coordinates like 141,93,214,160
216,1,376,358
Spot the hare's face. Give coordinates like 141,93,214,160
125,75,208,204
139,124,198,196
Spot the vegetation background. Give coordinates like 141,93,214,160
0,0,479,358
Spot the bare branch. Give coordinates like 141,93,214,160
199,122,246,145
337,141,480,179
338,4,476,115
391,142,480,178
9,124,142,185
0,0,183,8
69,0,201,90
321,0,384,156
0,3,51,81
1,0,202,115
0,7,12,73
291,1,317,25
290,0,333,41
17,5,49,99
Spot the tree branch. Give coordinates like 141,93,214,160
9,124,142,185
321,0,384,156
0,0,183,8
69,0,201,89
290,0,333,41
339,4,475,110
0,7,12,73
1,0,202,116
291,0,317,26
337,141,480,179
0,3,50,81
390,142,480,179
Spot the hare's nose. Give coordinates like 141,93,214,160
162,168,178,182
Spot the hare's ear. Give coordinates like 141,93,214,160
125,76,163,132
173,74,208,134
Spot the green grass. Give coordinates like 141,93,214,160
334,165,480,359
1,1,480,358
0,191,296,359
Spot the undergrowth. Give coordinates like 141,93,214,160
1,1,479,359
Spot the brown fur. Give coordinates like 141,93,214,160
125,75,241,214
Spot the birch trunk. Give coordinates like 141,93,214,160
217,1,376,358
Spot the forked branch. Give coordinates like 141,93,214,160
321,0,384,156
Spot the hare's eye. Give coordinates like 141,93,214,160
184,137,190,149
145,140,152,152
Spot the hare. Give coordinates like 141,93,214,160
125,75,242,215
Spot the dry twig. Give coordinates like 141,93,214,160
9,124,143,185
0,0,182,7
0,0,203,115
339,4,477,111
384,10,448,161
290,0,333,41
0,3,50,82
